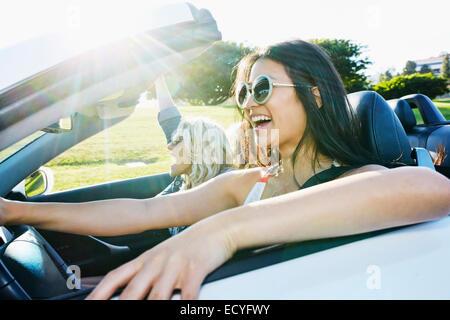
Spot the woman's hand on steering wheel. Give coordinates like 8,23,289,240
86,221,236,300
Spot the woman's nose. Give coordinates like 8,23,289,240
245,107,254,117
243,94,258,110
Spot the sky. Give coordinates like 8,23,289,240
1,0,448,82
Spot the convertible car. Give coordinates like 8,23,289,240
0,3,449,300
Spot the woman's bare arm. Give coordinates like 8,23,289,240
88,166,450,300
2,198,151,236
88,166,449,300
212,166,450,251
142,168,262,229
0,169,260,236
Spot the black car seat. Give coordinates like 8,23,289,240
387,98,422,147
402,94,446,125
347,91,434,169
387,95,450,168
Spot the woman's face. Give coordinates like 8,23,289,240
167,140,192,176
245,58,307,156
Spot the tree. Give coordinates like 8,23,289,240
441,54,450,78
373,73,449,100
419,64,432,74
402,60,417,75
172,41,253,105
310,39,371,93
379,69,393,82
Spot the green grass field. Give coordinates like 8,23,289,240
434,99,450,118
46,106,242,192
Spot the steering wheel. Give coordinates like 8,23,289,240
0,224,132,299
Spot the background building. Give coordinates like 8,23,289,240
414,54,447,76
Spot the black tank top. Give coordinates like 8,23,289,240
300,165,361,189
243,164,361,205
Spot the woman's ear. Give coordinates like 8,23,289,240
311,86,323,108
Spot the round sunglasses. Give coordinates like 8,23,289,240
235,74,312,109
168,135,183,149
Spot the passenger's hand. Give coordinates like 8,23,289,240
86,222,236,300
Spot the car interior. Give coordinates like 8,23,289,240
0,3,448,300
387,94,450,173
1,88,445,300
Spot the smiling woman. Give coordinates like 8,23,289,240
1,39,449,301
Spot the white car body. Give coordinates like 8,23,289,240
184,217,450,299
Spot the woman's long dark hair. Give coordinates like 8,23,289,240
232,40,378,174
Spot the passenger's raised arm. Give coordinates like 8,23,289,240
155,76,176,111
154,76,182,145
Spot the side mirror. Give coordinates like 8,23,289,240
23,167,54,197
42,116,73,134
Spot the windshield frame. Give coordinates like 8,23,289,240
0,130,46,164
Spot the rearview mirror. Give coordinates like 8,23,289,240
42,116,73,134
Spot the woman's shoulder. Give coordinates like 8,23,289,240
219,166,267,181
219,166,237,174
213,167,268,204
337,164,388,179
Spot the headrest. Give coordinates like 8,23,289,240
347,91,414,165
401,93,446,124
386,99,417,132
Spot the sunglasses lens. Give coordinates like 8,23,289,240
253,77,270,103
171,135,183,146
237,83,248,107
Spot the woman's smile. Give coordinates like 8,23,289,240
251,114,272,131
